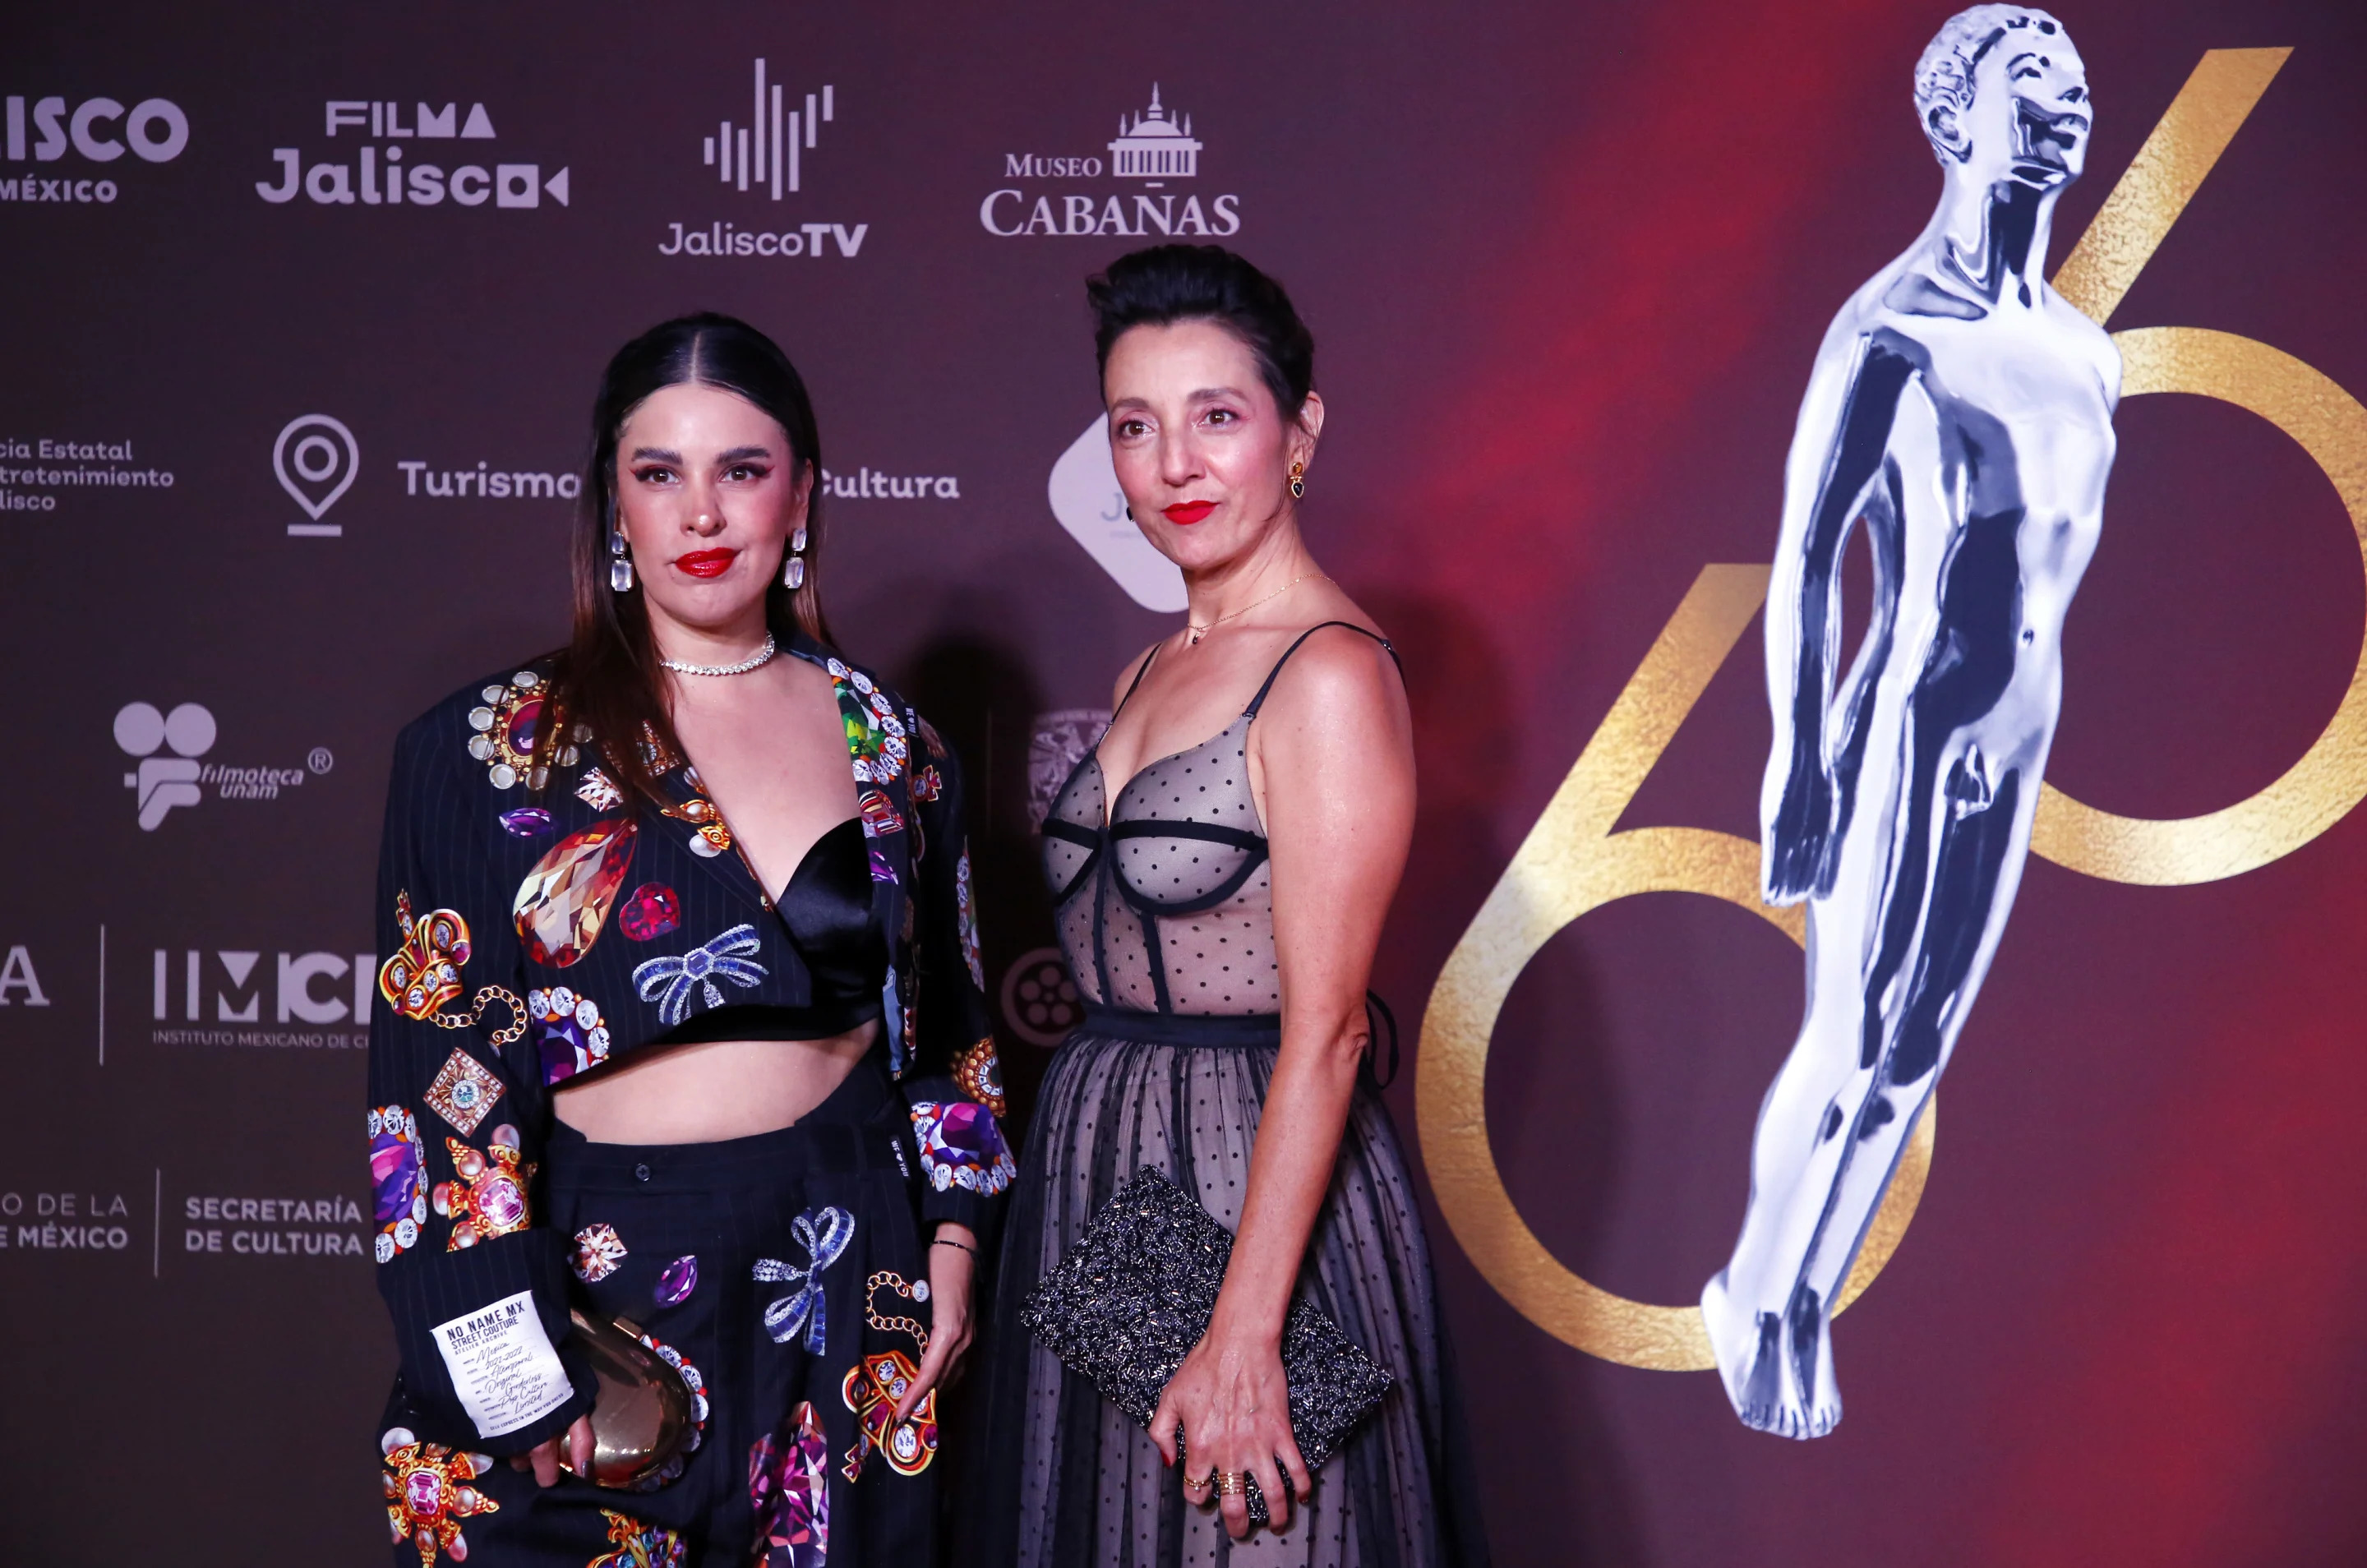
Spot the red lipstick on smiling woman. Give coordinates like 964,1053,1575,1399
675,547,739,579
1161,500,1216,525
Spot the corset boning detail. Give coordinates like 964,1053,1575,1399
1040,713,1280,1016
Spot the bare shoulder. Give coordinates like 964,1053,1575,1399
1253,611,1407,738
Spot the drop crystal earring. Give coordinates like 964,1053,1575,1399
1289,460,1307,500
783,524,807,589
608,528,635,591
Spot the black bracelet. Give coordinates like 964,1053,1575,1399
930,1236,976,1257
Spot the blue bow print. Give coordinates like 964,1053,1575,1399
632,924,767,1026
753,1206,854,1352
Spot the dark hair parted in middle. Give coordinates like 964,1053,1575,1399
538,311,829,805
1087,244,1316,418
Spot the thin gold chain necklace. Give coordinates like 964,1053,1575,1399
1185,570,1329,646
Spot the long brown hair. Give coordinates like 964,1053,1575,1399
539,312,833,805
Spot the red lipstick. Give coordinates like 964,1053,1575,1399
1162,500,1216,525
676,547,738,579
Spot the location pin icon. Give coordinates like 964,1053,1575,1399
273,413,361,523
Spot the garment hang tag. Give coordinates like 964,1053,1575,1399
434,1289,573,1439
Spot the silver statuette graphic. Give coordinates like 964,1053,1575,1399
1700,5,2120,1439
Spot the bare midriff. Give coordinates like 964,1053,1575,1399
553,1017,879,1144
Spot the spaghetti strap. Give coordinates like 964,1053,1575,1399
1243,620,1400,718
1108,643,1162,726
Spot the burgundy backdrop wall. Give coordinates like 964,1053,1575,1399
3,2,2362,1563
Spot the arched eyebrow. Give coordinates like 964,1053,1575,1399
716,445,774,464
629,446,684,464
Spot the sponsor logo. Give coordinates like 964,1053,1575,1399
0,436,175,512
113,701,333,830
661,59,865,259
184,1192,369,1258
981,85,1239,240
0,1189,136,1253
0,945,47,1007
820,465,960,501
999,947,1082,1048
1047,417,1185,610
148,947,376,1044
255,99,568,210
275,413,360,536
2,92,189,204
397,460,581,500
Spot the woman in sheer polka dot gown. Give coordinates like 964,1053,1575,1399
967,245,1489,1566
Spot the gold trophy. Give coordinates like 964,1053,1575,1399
558,1309,695,1487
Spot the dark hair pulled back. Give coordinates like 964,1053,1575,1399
540,311,828,805
1087,244,1315,419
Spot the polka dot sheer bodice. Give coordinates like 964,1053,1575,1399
1040,622,1394,1018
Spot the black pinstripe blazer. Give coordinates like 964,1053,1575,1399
365,630,1008,1450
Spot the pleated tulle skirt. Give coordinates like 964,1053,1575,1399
965,1010,1490,1568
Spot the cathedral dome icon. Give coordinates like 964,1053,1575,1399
1109,85,1201,182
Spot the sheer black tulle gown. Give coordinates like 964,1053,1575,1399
968,626,1490,1567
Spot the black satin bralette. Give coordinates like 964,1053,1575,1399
655,816,885,1044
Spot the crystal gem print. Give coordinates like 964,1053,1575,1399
423,1048,505,1137
656,1255,699,1307
465,671,581,791
530,985,613,1085
619,883,683,942
513,819,639,966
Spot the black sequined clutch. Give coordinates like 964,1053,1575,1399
1020,1165,1394,1526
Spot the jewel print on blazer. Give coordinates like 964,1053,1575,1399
954,1036,1007,1118
856,788,903,837
381,897,531,1046
826,658,909,788
380,892,471,1022
955,846,985,990
381,1426,498,1567
573,1222,628,1284
619,883,681,942
499,806,553,838
433,1125,533,1248
619,1324,709,1492
750,1401,830,1568
910,763,942,803
632,924,768,1026
841,1271,936,1479
655,1255,699,1307
422,1047,505,1137
589,1509,686,1568
907,1100,1017,1196
465,670,581,791
369,1105,428,1264
754,1205,855,1352
514,819,639,967
635,722,684,775
575,767,623,811
529,985,613,1085
658,793,732,858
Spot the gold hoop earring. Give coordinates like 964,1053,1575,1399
1289,460,1306,500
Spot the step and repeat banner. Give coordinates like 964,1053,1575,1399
3,2,2362,1563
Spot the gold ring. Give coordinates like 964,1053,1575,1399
1214,1472,1246,1497
1183,1473,1211,1492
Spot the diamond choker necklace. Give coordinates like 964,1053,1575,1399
658,633,777,677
